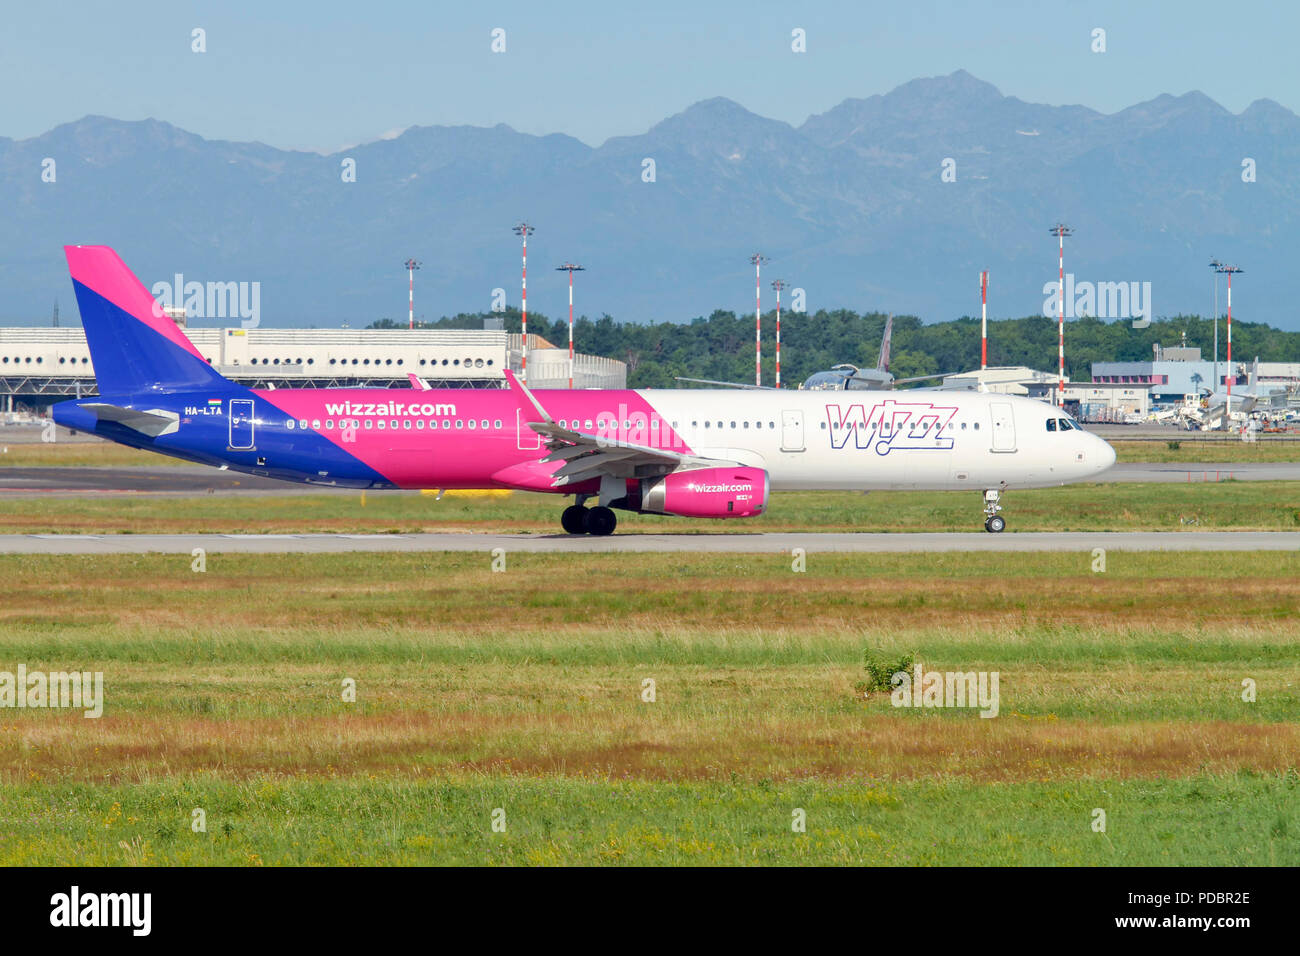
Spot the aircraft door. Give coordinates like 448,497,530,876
990,402,1016,452
516,408,542,451
781,409,805,452
229,399,255,449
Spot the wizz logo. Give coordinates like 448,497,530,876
826,400,957,456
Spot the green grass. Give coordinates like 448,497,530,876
1111,439,1300,463
3,774,1296,866
4,435,1298,469
0,551,1298,864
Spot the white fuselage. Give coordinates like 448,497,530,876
626,388,1115,491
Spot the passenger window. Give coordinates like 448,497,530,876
481,420,488,429
494,420,502,429
377,421,386,430
468,419,476,429
455,420,463,429
1046,419,1057,432
961,422,967,430
973,422,979,430
311,420,321,430
364,420,373,430
325,420,333,429
403,420,412,430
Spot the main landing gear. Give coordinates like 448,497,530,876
982,488,1006,533
561,501,618,536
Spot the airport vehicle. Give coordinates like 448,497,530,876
52,246,1116,534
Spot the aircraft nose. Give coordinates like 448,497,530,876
1093,435,1116,473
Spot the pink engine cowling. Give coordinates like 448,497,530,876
639,467,769,518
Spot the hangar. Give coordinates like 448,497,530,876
0,325,626,411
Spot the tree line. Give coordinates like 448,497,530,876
370,309,1300,389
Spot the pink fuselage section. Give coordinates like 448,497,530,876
256,387,685,491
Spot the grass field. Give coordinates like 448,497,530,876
1111,439,1300,463
0,551,1296,865
2,480,1299,534
4,435,1300,469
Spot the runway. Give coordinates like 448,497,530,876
1,531,1295,554
0,466,341,495
1104,462,1300,482
1,461,1298,496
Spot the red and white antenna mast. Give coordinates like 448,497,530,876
1217,263,1243,429
556,262,585,389
513,223,535,383
771,279,786,388
1049,224,1073,407
749,253,769,386
404,258,420,330
979,270,989,370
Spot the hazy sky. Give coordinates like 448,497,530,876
3,0,1296,150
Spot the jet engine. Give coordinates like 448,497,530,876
639,467,769,518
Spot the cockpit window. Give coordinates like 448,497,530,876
1058,418,1074,431
1046,419,1057,432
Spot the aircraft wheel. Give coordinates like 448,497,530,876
985,515,1006,534
584,506,617,536
560,505,588,535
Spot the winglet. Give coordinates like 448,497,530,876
502,369,553,424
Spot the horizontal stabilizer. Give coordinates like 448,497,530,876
81,403,180,437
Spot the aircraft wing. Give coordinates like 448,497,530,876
501,370,742,487
892,372,956,385
673,377,772,390
80,403,180,437
529,420,738,485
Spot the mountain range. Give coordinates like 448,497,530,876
1,70,1296,329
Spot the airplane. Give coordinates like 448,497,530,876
678,316,950,391
802,315,956,391
51,245,1116,535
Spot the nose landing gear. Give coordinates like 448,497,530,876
982,489,1005,533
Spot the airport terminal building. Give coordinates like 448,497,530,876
1091,346,1300,405
0,325,626,410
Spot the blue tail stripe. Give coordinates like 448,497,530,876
71,279,227,395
